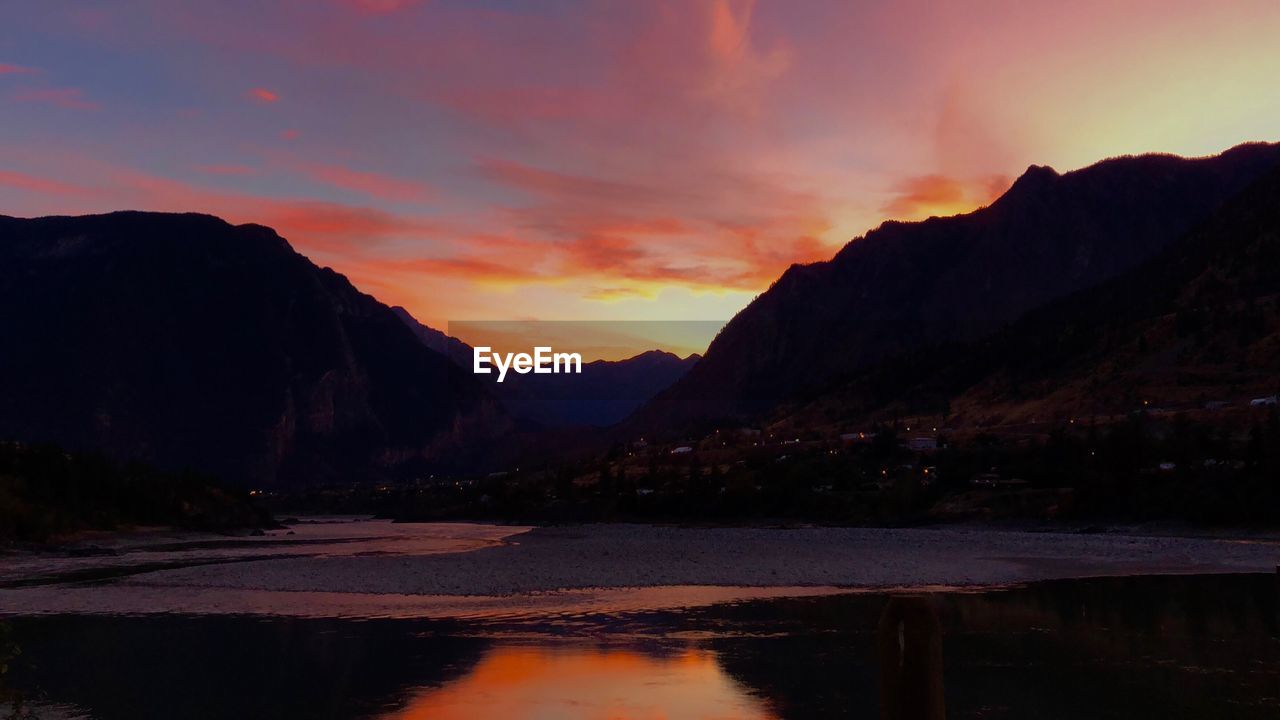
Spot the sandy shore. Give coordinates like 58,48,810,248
1,520,1277,618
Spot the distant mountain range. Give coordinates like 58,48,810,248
0,212,506,488
390,307,698,428
630,142,1280,434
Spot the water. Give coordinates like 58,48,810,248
3,573,1277,719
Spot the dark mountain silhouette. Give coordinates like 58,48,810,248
495,350,700,428
390,305,473,366
793,160,1280,427
0,212,506,488
390,308,699,427
630,142,1280,433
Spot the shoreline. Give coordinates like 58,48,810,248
2,519,1277,619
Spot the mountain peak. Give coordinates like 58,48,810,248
1019,163,1059,180
999,164,1060,201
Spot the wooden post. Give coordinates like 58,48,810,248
878,595,946,720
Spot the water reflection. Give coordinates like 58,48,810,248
3,573,1277,719
385,645,777,720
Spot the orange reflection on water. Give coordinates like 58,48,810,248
384,645,778,720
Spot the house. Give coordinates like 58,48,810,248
1250,395,1278,407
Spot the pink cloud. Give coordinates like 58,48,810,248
0,158,440,262
0,63,37,75
295,162,436,203
337,0,426,15
0,169,88,197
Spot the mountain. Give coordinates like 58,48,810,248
495,350,701,428
390,305,473,366
631,142,1280,433
773,160,1280,432
389,308,699,427
0,211,506,488
957,162,1280,423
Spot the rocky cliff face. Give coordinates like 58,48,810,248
0,211,506,487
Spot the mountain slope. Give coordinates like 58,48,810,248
631,142,1280,432
390,305,473,366
0,211,505,487
783,162,1280,429
390,308,699,427
951,160,1280,422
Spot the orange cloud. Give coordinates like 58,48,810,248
881,173,1011,220
464,155,835,297
392,256,547,284
248,87,279,103
583,286,655,302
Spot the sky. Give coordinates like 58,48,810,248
2,0,1279,352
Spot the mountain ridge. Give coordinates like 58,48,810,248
627,142,1280,434
775,159,1280,431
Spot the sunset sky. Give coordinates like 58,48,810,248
2,1,1278,344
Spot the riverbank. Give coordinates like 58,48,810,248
1,519,1277,619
